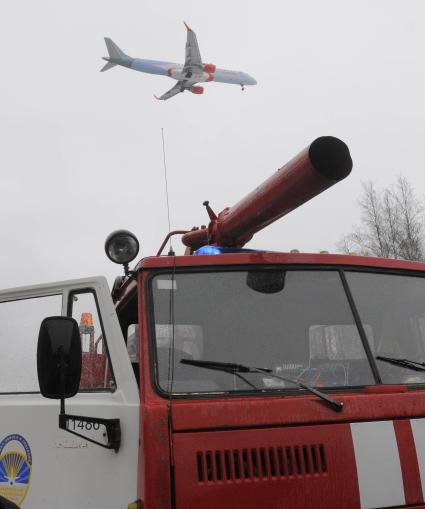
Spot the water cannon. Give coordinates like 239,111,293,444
182,136,352,251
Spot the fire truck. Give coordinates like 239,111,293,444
1,136,425,509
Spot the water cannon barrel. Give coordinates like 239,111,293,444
182,136,353,250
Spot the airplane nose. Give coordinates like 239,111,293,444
246,74,257,85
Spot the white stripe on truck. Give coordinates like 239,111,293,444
350,421,405,509
410,418,425,496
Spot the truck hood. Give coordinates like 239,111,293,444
171,391,425,509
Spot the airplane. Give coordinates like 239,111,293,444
101,22,257,101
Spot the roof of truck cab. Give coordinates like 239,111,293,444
114,251,425,305
136,251,425,271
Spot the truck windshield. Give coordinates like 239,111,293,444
346,271,425,385
151,270,375,394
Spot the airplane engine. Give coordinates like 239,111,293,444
167,68,180,78
203,63,216,73
191,86,204,95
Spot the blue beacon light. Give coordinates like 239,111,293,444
195,246,259,255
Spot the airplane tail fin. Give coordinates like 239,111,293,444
101,38,128,71
100,60,116,72
104,38,127,59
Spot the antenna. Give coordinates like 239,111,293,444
161,128,174,256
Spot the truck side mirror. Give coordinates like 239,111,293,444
37,316,82,399
37,315,121,452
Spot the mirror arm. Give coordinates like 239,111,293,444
59,414,121,453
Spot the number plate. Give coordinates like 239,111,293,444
65,418,109,446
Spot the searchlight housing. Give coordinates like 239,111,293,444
105,230,139,275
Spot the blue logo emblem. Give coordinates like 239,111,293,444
0,435,32,507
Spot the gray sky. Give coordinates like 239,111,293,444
1,0,424,288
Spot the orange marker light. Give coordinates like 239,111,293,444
80,313,93,327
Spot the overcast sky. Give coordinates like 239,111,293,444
1,0,424,289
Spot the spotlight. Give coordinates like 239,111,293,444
105,230,139,275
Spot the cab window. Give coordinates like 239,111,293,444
0,295,61,393
115,290,139,386
70,291,115,391
346,271,425,384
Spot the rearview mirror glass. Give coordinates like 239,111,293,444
37,316,82,399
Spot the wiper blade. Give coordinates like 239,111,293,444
376,355,425,372
180,359,272,374
181,359,343,412
180,359,267,390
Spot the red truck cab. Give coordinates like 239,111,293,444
118,251,425,509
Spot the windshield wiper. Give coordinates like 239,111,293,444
180,359,343,412
376,355,425,372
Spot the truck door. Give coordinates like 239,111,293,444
0,277,139,509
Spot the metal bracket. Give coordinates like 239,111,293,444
59,414,121,453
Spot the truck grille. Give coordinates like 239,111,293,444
196,444,327,483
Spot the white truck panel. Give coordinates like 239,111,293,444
0,277,140,508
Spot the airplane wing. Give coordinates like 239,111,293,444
155,81,185,101
183,22,203,75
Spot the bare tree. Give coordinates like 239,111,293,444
338,176,425,260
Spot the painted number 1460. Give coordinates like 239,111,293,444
69,419,100,431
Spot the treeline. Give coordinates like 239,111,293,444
338,176,425,261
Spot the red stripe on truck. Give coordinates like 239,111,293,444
394,419,424,505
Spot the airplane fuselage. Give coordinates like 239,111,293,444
113,57,257,86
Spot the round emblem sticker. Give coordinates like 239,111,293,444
0,435,32,507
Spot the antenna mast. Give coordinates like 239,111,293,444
161,128,174,255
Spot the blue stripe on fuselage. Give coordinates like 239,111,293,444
130,58,177,76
